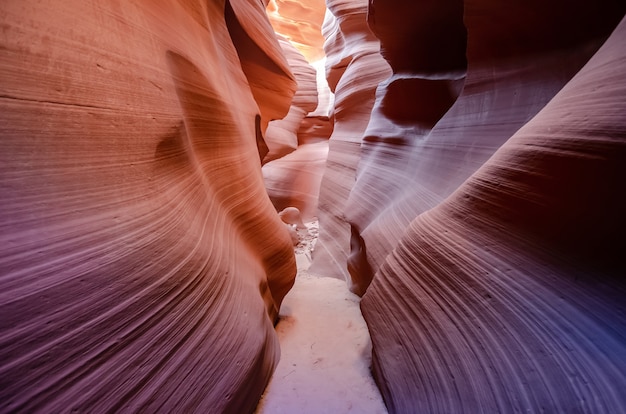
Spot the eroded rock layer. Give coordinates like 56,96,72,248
347,0,625,294
262,35,318,164
353,0,626,412
0,1,296,412
309,0,391,279
262,34,328,222
263,128,331,221
267,0,327,62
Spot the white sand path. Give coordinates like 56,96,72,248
255,222,388,414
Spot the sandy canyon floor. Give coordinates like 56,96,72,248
255,221,388,414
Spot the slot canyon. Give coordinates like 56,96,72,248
1,0,625,412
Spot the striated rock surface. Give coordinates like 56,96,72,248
309,0,391,280
0,0,297,412
354,0,626,412
347,0,625,295
263,139,330,221
266,0,327,62
264,114,333,222
297,115,334,146
262,35,318,163
262,35,327,221
345,0,467,294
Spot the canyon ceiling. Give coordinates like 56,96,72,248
1,0,625,413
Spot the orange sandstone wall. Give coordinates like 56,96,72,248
262,36,318,164
0,1,296,412
262,35,328,221
266,0,327,62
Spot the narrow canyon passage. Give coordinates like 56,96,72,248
255,222,387,414
1,1,625,413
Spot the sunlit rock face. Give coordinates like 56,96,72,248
309,0,392,279
263,35,318,163
352,0,626,412
262,0,332,223
0,0,297,412
262,37,328,221
266,0,327,62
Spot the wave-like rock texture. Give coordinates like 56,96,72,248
345,0,467,294
263,117,331,221
263,35,318,163
266,0,327,62
309,0,391,279
262,2,331,221
346,0,625,295
357,0,626,412
262,35,327,221
0,1,297,412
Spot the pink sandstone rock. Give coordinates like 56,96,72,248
297,115,334,146
262,113,332,221
263,141,330,221
309,0,392,280
262,35,318,164
261,32,327,221
0,0,296,412
345,0,467,295
346,0,626,295
350,0,626,412
278,207,307,230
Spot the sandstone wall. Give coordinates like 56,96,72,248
341,0,626,412
262,38,328,221
347,0,625,294
266,0,327,62
309,0,391,279
0,1,297,412
262,36,318,164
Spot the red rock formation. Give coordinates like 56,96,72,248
0,0,296,412
266,0,327,62
264,115,333,222
261,33,328,222
260,0,334,226
297,115,334,146
348,0,626,412
263,35,318,163
263,139,330,221
309,0,392,279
